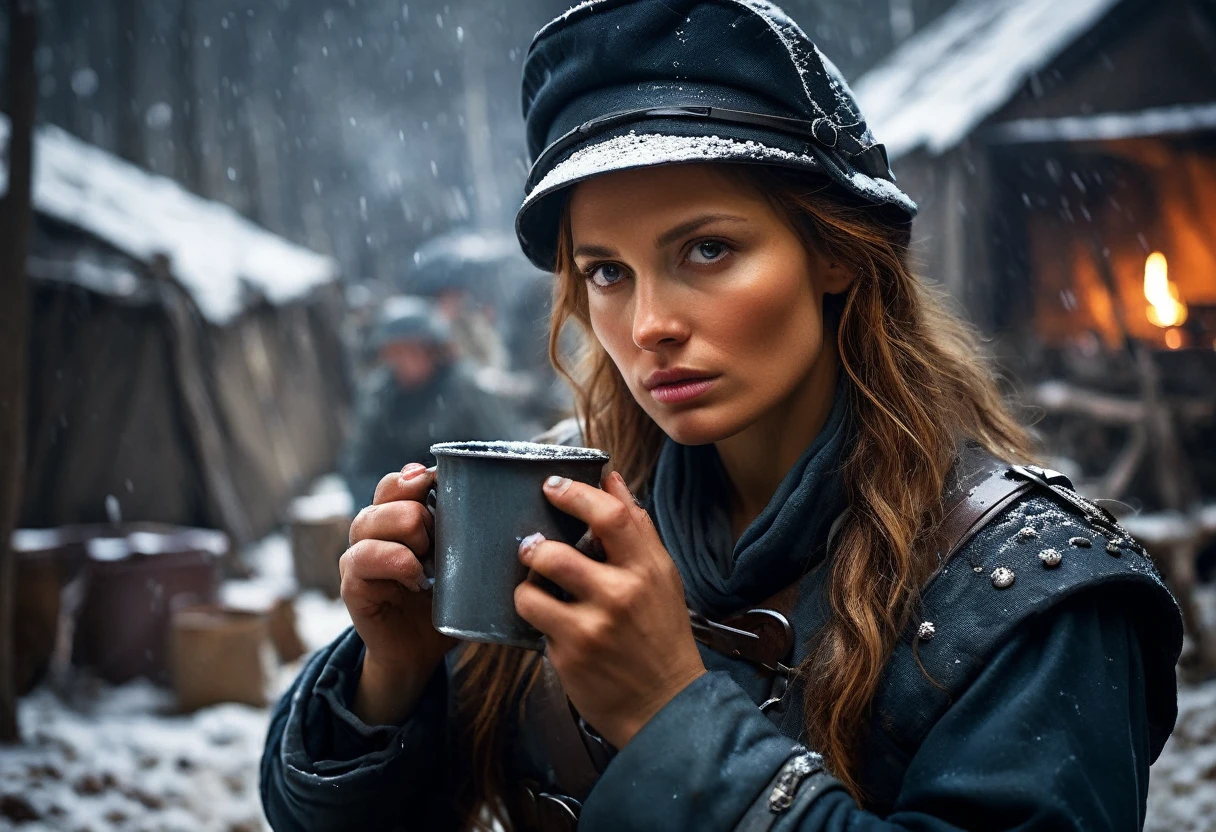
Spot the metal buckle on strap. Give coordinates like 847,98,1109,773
690,608,797,715
689,608,794,674
520,783,581,832
1008,465,1148,557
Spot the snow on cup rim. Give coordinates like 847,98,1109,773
430,439,608,463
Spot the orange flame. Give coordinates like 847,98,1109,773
1144,252,1188,328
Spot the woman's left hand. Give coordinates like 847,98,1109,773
515,471,706,749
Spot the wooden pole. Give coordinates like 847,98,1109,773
0,0,39,743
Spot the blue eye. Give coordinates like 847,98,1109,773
588,263,626,288
688,241,729,265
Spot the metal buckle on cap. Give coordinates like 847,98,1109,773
525,105,893,192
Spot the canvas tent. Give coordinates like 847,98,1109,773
1,116,352,546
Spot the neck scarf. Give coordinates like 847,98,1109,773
651,380,851,619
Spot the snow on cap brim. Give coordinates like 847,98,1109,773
515,130,913,271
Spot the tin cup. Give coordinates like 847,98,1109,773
428,440,610,650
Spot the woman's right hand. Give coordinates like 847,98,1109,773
341,462,456,725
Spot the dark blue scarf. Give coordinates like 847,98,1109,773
651,381,851,619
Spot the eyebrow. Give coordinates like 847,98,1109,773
655,213,747,249
572,213,749,260
572,243,618,260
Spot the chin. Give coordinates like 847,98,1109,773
652,404,750,446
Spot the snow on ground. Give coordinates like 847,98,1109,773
2,683,273,832
1147,679,1216,830
0,531,351,832
1148,584,1216,830
4,524,1216,829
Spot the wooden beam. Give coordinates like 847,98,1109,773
1027,380,1214,424
0,0,39,743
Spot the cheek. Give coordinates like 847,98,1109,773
717,263,824,375
587,296,637,370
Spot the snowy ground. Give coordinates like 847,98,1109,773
0,533,352,832
1147,680,1216,830
1145,583,1216,831
2,533,1215,830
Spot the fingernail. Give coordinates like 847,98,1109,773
545,475,570,492
519,532,545,561
401,463,427,480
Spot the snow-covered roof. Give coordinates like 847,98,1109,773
853,0,1123,159
986,102,1216,144
0,115,339,324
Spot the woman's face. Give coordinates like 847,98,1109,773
567,164,850,446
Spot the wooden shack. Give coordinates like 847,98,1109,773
855,0,1216,672
855,0,1216,343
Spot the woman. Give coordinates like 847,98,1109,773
261,2,1182,830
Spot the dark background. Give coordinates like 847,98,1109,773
1,0,957,287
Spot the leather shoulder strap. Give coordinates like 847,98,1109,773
858,457,1181,816
520,657,603,802
928,446,1036,565
517,445,1036,819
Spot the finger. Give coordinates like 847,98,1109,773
341,573,409,618
602,470,649,523
372,464,435,506
514,580,581,638
519,536,608,599
349,499,432,554
339,538,429,592
542,477,638,557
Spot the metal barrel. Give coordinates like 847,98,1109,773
429,440,609,650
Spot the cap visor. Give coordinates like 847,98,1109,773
516,131,912,270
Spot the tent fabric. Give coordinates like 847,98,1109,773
20,198,351,547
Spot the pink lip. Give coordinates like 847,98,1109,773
648,377,718,405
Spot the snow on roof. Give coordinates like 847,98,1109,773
986,102,1216,144
0,115,339,324
853,0,1123,159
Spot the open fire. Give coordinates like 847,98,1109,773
1144,252,1188,348
1023,140,1216,353
1007,134,1216,510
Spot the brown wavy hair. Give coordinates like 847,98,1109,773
450,165,1034,829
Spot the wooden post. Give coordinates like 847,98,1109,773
0,0,39,743
173,0,203,194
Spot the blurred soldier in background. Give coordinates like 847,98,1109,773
340,296,527,509
407,230,514,371
406,228,571,429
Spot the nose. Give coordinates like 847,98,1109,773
630,272,690,351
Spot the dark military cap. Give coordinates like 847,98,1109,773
370,295,451,349
406,230,522,298
515,0,918,271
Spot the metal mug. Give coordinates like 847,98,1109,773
428,440,610,650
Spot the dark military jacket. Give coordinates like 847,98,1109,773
262,457,1181,831
341,362,526,510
